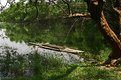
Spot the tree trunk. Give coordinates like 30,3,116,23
98,11,121,64
84,0,121,66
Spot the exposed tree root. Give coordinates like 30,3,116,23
103,57,121,67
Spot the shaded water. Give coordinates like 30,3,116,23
0,22,83,64
0,19,104,64
0,29,33,54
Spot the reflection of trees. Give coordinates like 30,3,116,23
2,19,69,44
0,18,105,53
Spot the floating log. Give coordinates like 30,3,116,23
28,42,84,54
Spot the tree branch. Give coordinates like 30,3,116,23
50,0,68,16
28,42,84,54
61,0,72,15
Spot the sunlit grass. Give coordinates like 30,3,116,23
1,46,121,80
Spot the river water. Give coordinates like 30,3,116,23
0,28,83,64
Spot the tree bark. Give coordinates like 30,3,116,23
84,0,121,66
113,0,121,39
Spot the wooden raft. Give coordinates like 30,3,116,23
28,42,84,54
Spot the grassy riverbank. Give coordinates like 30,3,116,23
1,47,121,80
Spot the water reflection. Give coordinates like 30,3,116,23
0,19,103,63
0,29,34,54
0,28,82,64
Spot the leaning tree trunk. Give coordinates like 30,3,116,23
84,0,121,66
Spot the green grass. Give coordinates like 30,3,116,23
1,47,121,80
15,63,121,80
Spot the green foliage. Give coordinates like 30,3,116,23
0,0,87,22
0,17,107,53
65,19,106,53
68,66,121,80
1,47,121,80
97,48,111,61
0,46,26,77
0,0,107,54
0,1,120,80
0,46,66,79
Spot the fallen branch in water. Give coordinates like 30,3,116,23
28,42,84,54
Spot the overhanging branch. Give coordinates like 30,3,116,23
64,13,91,19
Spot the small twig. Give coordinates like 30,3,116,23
80,18,86,31
64,18,79,42
50,0,68,16
61,0,72,15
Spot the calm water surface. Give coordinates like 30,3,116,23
0,28,83,64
